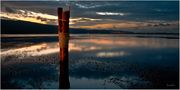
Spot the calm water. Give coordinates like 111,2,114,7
1,1,179,89
1,34,179,89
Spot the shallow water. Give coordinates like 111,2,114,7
1,34,179,89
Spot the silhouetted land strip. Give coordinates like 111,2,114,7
1,19,179,36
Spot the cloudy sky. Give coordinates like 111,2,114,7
1,1,179,30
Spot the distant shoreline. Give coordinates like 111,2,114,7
1,33,179,39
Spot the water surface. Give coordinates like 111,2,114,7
1,34,179,89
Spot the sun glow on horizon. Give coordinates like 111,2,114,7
1,9,179,30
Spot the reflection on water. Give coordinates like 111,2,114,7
59,34,70,89
96,51,129,57
1,34,179,89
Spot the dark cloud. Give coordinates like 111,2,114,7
1,1,69,15
1,1,179,21
4,7,16,13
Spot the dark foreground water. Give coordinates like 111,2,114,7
1,34,179,89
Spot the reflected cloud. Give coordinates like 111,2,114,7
70,77,118,89
70,75,149,89
69,43,101,52
1,43,48,56
1,41,102,59
0,43,44,57
2,64,59,89
76,37,178,48
1,35,178,61
1,35,179,89
96,51,129,58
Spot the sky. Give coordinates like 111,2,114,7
1,1,179,30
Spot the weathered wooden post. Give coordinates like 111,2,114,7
58,7,70,89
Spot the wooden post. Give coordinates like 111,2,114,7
58,7,70,89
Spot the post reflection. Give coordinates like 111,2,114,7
58,7,70,89
59,37,70,89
